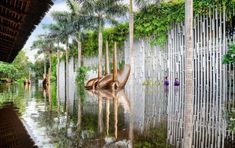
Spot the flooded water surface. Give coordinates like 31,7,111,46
0,83,234,148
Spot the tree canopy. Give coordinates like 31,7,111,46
0,51,31,82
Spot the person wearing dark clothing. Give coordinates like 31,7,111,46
174,78,180,86
164,77,169,86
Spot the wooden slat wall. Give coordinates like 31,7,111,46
167,7,235,148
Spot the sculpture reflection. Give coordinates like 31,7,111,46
87,88,133,147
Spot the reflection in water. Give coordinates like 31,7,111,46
86,89,133,147
0,82,234,147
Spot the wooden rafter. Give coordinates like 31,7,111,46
0,30,16,37
0,46,13,51
0,40,13,45
0,31,15,39
0,0,53,62
0,36,14,42
0,41,12,46
0,45,12,53
0,51,11,56
0,45,14,50
0,4,27,15
0,25,19,34
0,15,22,25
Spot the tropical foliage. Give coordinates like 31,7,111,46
31,59,45,80
0,51,31,82
135,0,235,46
223,44,235,64
68,0,235,54
76,66,89,85
0,63,18,82
77,0,127,78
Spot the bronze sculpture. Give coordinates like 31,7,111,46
85,42,130,91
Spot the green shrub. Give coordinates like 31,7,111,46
223,44,235,64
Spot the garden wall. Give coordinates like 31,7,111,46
124,8,235,147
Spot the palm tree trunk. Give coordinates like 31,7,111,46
28,71,30,81
129,0,134,70
105,41,110,75
64,43,69,113
77,33,82,69
98,20,103,79
65,43,69,113
48,52,52,111
77,96,81,130
183,0,193,147
44,60,47,79
48,52,52,88
113,42,117,82
57,50,60,112
129,0,134,102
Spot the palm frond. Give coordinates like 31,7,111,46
77,0,95,14
135,0,160,9
105,3,128,17
66,0,80,15
78,0,127,30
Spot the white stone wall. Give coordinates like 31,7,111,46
57,57,76,109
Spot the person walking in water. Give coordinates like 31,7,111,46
164,76,169,97
174,78,180,86
164,76,169,86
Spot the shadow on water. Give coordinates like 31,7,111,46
0,83,234,147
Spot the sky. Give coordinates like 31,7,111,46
24,0,69,62
24,0,134,62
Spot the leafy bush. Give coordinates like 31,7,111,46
76,66,89,85
223,45,235,64
135,0,235,46
78,0,235,56
0,62,18,81
76,66,89,103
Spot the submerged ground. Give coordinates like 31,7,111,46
0,83,234,148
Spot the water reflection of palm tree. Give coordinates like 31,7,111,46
98,93,103,134
24,83,31,104
106,98,110,136
24,82,31,90
42,85,52,112
113,92,118,139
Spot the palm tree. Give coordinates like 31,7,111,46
66,0,83,68
31,36,53,85
77,0,128,80
32,35,64,86
183,0,193,147
105,41,110,75
45,15,73,113
33,41,47,79
51,0,91,70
